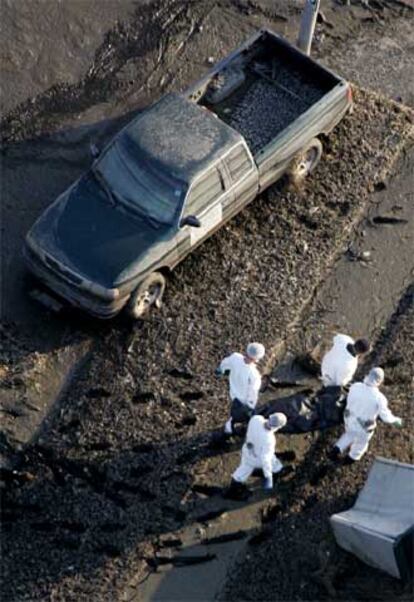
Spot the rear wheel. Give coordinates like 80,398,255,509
126,272,166,319
288,138,323,183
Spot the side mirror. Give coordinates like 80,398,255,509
180,215,201,228
90,143,100,158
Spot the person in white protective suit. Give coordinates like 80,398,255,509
321,334,370,387
231,413,287,491
216,342,265,435
330,367,402,463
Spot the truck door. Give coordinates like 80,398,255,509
177,165,230,255
221,143,259,220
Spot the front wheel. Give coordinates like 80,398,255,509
288,138,323,184
126,272,166,319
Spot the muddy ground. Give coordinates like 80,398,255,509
222,285,414,602
1,1,414,601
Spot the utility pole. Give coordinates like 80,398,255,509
297,0,321,55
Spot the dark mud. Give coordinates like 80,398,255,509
281,144,414,367
222,285,414,602
0,0,137,115
0,0,299,468
1,90,412,601
1,1,412,462
1,2,414,601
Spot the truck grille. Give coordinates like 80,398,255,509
44,255,83,285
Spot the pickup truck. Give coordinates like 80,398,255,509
24,28,352,319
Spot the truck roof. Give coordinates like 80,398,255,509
122,93,243,182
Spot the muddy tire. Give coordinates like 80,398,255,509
288,138,323,184
126,272,166,319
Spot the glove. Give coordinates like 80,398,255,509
393,417,403,428
214,367,223,379
263,476,273,490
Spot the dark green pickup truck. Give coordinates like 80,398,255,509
24,28,352,319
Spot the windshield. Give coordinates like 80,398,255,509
96,134,187,225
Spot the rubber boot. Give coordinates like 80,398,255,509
328,446,341,461
223,479,251,501
342,455,356,466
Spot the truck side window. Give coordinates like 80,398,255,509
225,145,253,182
187,168,224,215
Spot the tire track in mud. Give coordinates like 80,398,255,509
0,0,210,144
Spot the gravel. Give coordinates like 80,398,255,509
219,64,325,154
223,79,309,153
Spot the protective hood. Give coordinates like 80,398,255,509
29,173,172,287
332,334,354,350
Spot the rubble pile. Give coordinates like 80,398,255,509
224,79,307,152
221,62,325,153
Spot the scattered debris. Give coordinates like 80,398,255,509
372,215,409,225
309,464,330,486
261,504,283,524
179,391,204,402
345,247,373,263
171,554,217,567
95,544,122,558
132,391,157,404
99,522,127,533
192,483,223,497
248,528,273,547
168,368,194,380
203,530,247,545
0,468,35,485
59,536,81,550
196,508,228,523
162,506,187,523
222,484,252,501
86,387,111,399
278,451,297,462
178,415,197,427
159,536,183,549
84,441,112,452
147,553,217,568
132,443,155,454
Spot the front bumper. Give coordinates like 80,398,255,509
23,245,129,319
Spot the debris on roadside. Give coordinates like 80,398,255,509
372,214,409,225
202,530,247,545
345,247,373,263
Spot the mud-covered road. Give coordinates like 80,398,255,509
1,2,414,601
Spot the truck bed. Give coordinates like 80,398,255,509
189,30,340,157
